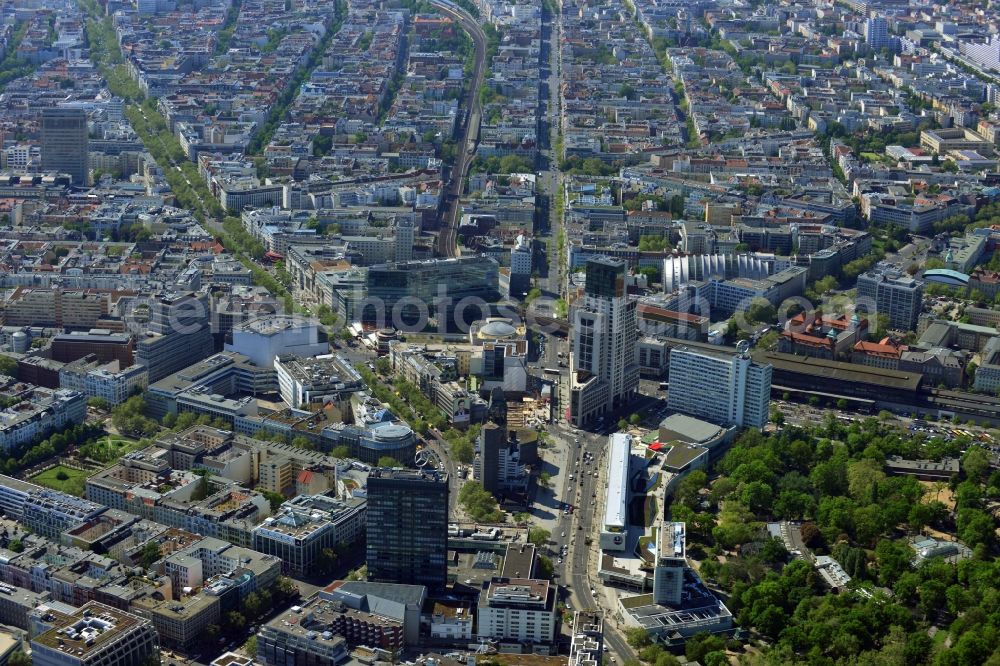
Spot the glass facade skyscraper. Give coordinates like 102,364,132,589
366,468,449,591
41,108,89,186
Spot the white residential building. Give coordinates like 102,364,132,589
856,266,923,332
667,343,772,429
477,578,557,648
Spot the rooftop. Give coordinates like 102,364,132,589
756,350,923,392
603,433,630,531
621,569,732,632
32,602,146,655
658,413,726,445
658,522,686,561
233,316,317,336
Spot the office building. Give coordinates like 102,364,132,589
960,37,1000,74
600,433,630,552
31,602,158,666
477,578,558,651
856,267,923,331
653,523,686,606
162,536,280,599
866,16,888,51
686,267,808,319
258,597,350,666
569,258,639,427
16,356,66,389
509,234,533,297
51,330,134,367
667,343,772,429
318,580,426,647
146,351,275,422
361,257,499,330
366,469,448,591
618,523,732,643
661,253,771,293
974,337,1000,395
274,353,364,409
4,290,113,331
252,495,367,576
41,108,89,186
130,591,219,653
0,582,51,631
258,582,426,665
473,423,534,497
135,293,216,383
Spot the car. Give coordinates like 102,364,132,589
561,531,566,537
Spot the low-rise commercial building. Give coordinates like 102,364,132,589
252,496,366,577
30,602,158,666
600,434,631,553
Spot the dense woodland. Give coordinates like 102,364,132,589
625,415,1000,666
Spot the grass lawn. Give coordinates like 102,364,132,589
860,152,884,163
31,465,89,496
80,435,143,464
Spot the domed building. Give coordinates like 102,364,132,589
469,317,527,350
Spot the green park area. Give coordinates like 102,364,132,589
31,465,90,496
78,435,143,464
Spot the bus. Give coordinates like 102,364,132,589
544,367,560,376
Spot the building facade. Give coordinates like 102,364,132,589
41,108,89,186
569,258,639,427
366,469,448,591
857,267,923,332
666,344,772,429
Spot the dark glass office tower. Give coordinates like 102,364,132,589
584,256,626,299
366,468,449,591
41,108,89,186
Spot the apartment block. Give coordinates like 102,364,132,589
667,344,772,429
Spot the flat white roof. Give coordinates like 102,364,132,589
603,433,630,530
